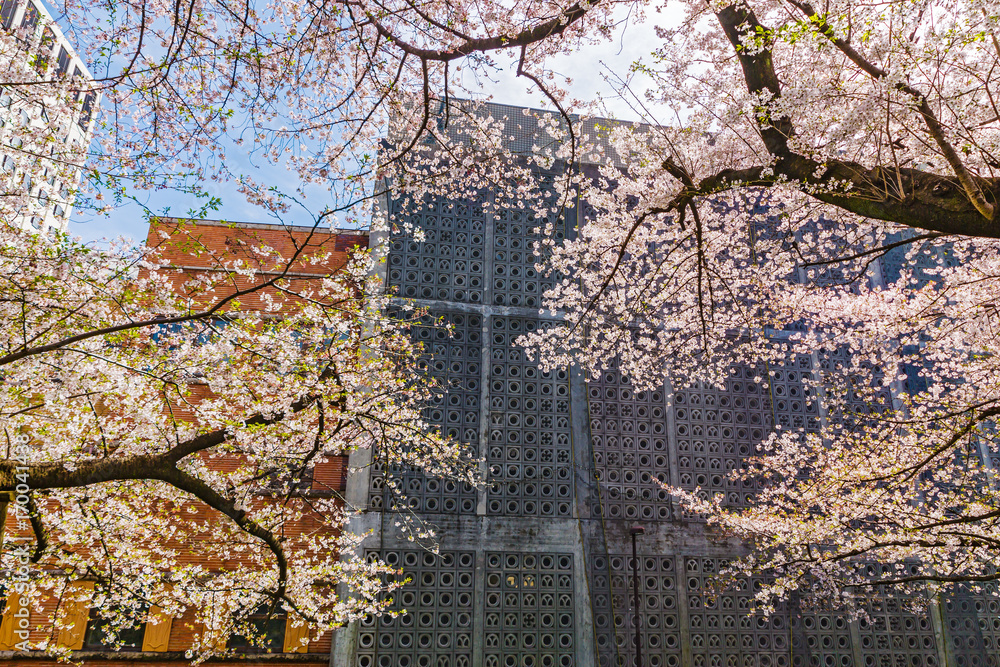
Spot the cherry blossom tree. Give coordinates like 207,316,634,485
0,220,479,656
513,0,1000,612
4,0,1000,631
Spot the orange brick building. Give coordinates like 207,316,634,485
0,218,370,665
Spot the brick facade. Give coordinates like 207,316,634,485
1,218,368,665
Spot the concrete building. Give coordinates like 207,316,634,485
2,101,995,667
0,0,95,234
333,102,1000,667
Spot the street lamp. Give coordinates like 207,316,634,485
629,525,645,667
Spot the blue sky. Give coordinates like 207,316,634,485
67,4,678,246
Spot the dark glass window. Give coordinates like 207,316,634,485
228,604,286,653
19,1,37,34
260,464,314,494
82,608,146,652
0,0,18,30
55,45,69,76
35,26,54,74
78,92,94,128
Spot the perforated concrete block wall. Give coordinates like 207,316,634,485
356,550,477,667
336,107,999,667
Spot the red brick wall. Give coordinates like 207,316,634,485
143,218,369,311
2,218,367,664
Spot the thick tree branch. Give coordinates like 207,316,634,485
27,496,48,564
785,0,996,221
715,4,792,157
0,363,342,491
711,3,1000,238
152,464,289,600
367,0,595,63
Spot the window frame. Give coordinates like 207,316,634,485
81,605,147,653
226,603,287,654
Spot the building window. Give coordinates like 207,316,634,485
55,45,69,76
82,608,146,652
227,604,286,653
259,464,314,495
0,586,29,651
35,26,53,74
0,0,17,30
78,92,94,128
19,1,37,35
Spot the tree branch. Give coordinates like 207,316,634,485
785,0,996,221
0,362,342,491
0,218,329,368
367,0,595,63
153,464,289,601
27,496,48,564
800,232,944,268
710,4,1000,238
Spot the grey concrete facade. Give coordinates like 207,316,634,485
332,104,1000,667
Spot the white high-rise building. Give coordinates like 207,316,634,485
0,0,95,235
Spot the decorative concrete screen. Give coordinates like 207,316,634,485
588,363,673,521
356,550,476,667
672,369,772,513
492,194,566,309
943,583,1000,667
483,551,576,667
387,195,489,304
368,309,481,514
338,101,1000,667
600,553,682,667
685,556,790,667
487,316,573,517
855,572,940,667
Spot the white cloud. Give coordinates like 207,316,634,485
467,3,685,122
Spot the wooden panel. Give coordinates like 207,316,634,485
141,605,173,652
55,581,94,651
282,616,310,653
0,591,27,650
192,618,228,652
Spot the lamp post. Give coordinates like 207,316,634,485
630,525,645,667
